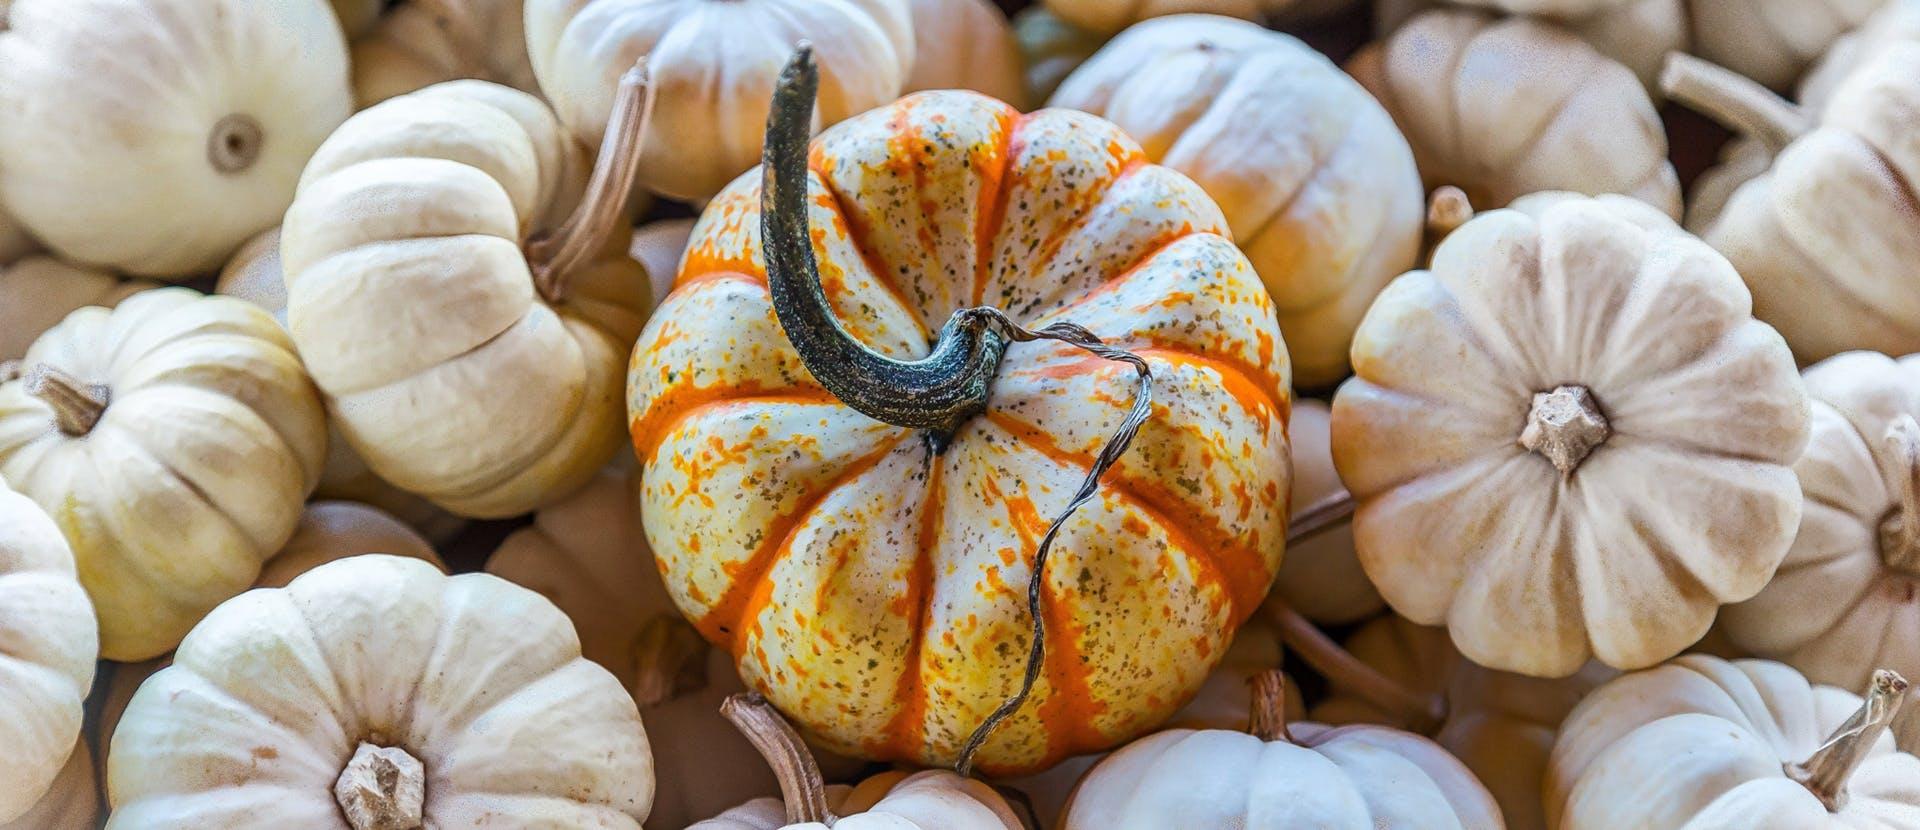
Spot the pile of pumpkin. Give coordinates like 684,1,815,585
4,0,1920,827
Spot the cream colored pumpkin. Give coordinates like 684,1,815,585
254,501,440,588
0,257,157,363
525,0,914,202
0,0,351,278
0,476,96,823
1687,0,1881,91
107,554,654,828
903,0,1026,108
1050,15,1421,388
1348,8,1680,218
1373,0,1683,91
0,288,326,660
1013,7,1106,105
1042,0,1357,34
281,77,652,518
1331,194,1809,676
1266,404,1377,624
1546,656,1920,829
4,742,96,830
349,0,539,106
631,219,696,309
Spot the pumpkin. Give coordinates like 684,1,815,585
1309,614,1615,830
1716,352,1920,693
0,288,326,660
1668,46,1920,363
1042,0,1358,35
632,219,697,309
0,208,34,264
1049,14,1421,389
903,0,1027,108
107,554,654,827
331,0,386,37
1264,401,1375,624
348,0,540,106
0,0,351,278
0,257,157,363
1685,0,1881,91
1330,193,1810,677
0,476,96,823
1373,0,1682,91
1545,656,1920,829
628,49,1292,775
525,0,914,202
1348,8,1681,218
691,694,1024,830
4,741,96,830
281,72,653,519
254,500,441,588
1013,8,1106,105
1061,671,1502,828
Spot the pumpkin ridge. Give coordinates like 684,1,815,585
1024,566,1107,773
811,171,936,345
1002,157,1153,318
1224,98,1355,256
877,448,942,759
1494,45,1605,178
96,403,285,557
630,391,843,463
970,109,1022,308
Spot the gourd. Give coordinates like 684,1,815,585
632,219,697,308
107,554,655,828
0,208,34,264
331,0,386,37
1042,0,1358,35
1686,0,1881,91
1545,656,1920,829
0,257,157,362
0,476,96,824
1050,15,1422,388
0,0,352,278
0,288,326,660
693,695,1024,829
1061,671,1503,828
253,500,441,588
1718,352,1920,691
1347,8,1681,218
903,0,1026,108
1667,46,1920,363
1265,400,1376,624
1372,0,1683,91
349,0,540,106
4,742,95,830
524,0,915,202
280,73,653,518
629,49,1292,774
1012,7,1106,104
1330,193,1810,677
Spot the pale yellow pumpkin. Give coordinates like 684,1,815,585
0,288,326,660
0,257,157,363
1012,7,1106,105
349,0,540,106
0,476,96,823
3,741,96,830
1373,0,1683,91
1042,0,1357,34
903,0,1026,108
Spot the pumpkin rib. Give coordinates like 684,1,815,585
968,110,1023,308
878,450,943,757
632,390,843,462
1029,566,1107,770
107,419,272,560
810,170,938,344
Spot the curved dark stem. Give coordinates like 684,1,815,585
762,45,1008,439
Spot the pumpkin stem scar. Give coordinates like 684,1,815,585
1660,52,1810,155
24,363,110,436
722,693,837,824
528,55,657,305
1879,416,1920,577
1520,385,1609,478
334,742,426,830
1425,185,1473,245
1247,670,1296,743
627,614,710,707
1786,669,1909,812
1264,597,1447,735
206,113,265,175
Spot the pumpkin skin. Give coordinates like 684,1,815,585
631,219,698,309
1042,0,1358,35
348,0,539,106
3,741,96,830
0,0,351,278
1050,15,1421,389
1687,0,1881,91
1331,193,1809,677
0,257,157,362
281,79,652,519
903,0,1027,108
629,90,1292,774
0,476,96,823
0,208,36,264
1545,656,1920,829
1348,8,1681,218
693,770,1024,830
525,0,915,202
1373,0,1683,91
1012,7,1107,105
0,288,327,660
107,554,654,828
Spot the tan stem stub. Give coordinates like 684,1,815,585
1878,416,1920,577
207,114,266,174
1248,670,1295,744
528,56,657,305
628,614,710,708
25,364,109,436
1660,52,1811,155
1520,385,1610,478
1426,186,1474,243
1264,600,1447,735
1291,489,1356,544
721,693,834,825
1786,669,1909,812
334,742,426,830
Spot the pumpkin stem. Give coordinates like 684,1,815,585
1265,599,1447,735
1878,417,1920,577
721,693,835,825
24,364,109,436
628,614,710,708
1248,670,1296,744
1785,669,1909,812
1425,186,1474,244
1660,53,1810,155
334,742,426,830
528,55,657,305
1292,489,1355,543
1519,385,1610,478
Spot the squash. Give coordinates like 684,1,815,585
0,0,351,278
1685,0,1881,91
1348,8,1681,218
1545,656,1919,829
1309,614,1615,830
0,257,157,363
629,49,1292,774
1373,0,1682,91
0,476,96,823
525,0,914,202
349,0,540,106
1050,14,1422,389
3,741,95,830
1042,0,1358,35
1061,671,1502,828
1331,193,1810,677
254,500,441,588
1717,352,1920,692
631,219,697,309
1013,7,1106,105
0,208,35,265
0,288,326,660
106,554,654,827
1264,401,1377,623
331,0,387,37
280,72,653,519
1667,47,1920,364
691,694,1024,830
903,0,1027,108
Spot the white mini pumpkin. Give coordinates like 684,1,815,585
904,0,1026,107
0,257,156,362
253,500,441,589
348,0,539,106
0,476,96,824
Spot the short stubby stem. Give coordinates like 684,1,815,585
628,614,709,708
335,742,426,830
25,364,109,436
1785,669,1909,812
1426,186,1474,243
1248,670,1296,744
207,114,265,174
1520,385,1610,478
1878,416,1920,577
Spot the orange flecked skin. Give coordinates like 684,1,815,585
626,90,1293,775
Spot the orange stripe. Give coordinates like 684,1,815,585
876,450,941,758
970,108,1021,306
630,389,837,461
1135,348,1292,427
